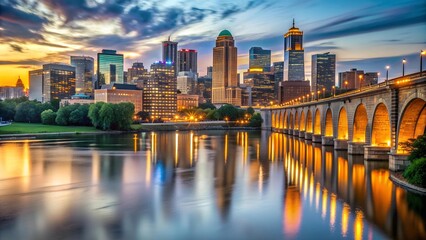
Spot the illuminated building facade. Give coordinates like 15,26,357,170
127,62,148,87
249,47,271,72
42,63,76,102
311,52,336,92
0,76,25,100
178,49,197,73
284,20,305,81
177,94,199,111
212,30,241,106
278,80,310,103
196,76,212,103
177,71,197,94
338,68,365,89
162,37,178,75
273,61,284,100
97,49,124,88
70,56,94,94
364,72,379,86
94,83,142,113
243,69,275,106
143,62,177,120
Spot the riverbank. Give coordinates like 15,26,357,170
0,122,260,140
390,172,426,195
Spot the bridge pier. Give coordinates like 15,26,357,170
334,139,348,150
348,142,365,155
293,130,299,136
298,131,305,138
389,153,410,171
283,129,288,134
321,136,334,146
364,146,390,161
305,132,312,140
312,134,322,143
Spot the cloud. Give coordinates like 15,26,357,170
0,60,44,65
305,3,426,42
9,44,23,52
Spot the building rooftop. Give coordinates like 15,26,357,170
218,30,232,37
101,83,140,90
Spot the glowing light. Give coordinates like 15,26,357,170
341,203,350,237
354,211,364,240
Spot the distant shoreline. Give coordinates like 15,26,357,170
0,122,260,140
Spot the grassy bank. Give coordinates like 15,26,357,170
0,123,100,135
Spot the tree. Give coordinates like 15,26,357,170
247,107,255,115
69,104,91,126
55,104,79,125
408,133,426,162
99,103,115,130
50,99,60,111
0,100,16,121
15,101,38,123
199,102,216,110
136,111,150,121
41,109,57,125
113,102,134,130
217,104,239,120
249,113,263,127
88,102,105,128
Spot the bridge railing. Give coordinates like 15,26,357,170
266,71,426,109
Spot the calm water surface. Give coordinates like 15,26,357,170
0,131,425,240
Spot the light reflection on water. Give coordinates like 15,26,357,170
0,131,425,239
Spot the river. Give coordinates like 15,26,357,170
0,131,425,239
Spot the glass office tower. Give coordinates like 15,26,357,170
97,49,124,88
249,47,271,72
70,56,94,94
284,20,305,81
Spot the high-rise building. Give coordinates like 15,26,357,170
196,77,212,103
97,49,124,88
177,71,197,94
243,69,275,106
178,49,197,73
207,66,213,78
143,62,176,120
70,56,94,94
29,69,43,101
212,30,241,106
364,72,379,86
249,47,271,72
338,68,365,90
278,80,310,103
273,61,284,100
162,37,178,75
127,62,148,87
311,52,336,93
284,19,305,81
42,63,76,102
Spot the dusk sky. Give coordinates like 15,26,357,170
1,0,425,87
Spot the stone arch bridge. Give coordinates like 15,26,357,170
260,72,426,171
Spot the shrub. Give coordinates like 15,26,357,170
408,134,426,162
41,109,57,125
403,157,426,188
249,113,263,127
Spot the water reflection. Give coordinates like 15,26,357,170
0,132,425,239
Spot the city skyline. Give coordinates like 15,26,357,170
1,0,425,87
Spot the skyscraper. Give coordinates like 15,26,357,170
70,56,94,94
311,52,336,93
177,71,197,94
127,62,148,86
177,49,197,73
162,37,178,75
212,30,241,106
207,66,213,78
143,62,176,120
273,61,284,100
97,49,124,88
42,63,76,102
284,19,305,81
29,69,43,101
249,47,271,71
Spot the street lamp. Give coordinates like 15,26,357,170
402,58,406,76
386,65,390,82
358,74,363,90
322,87,325,98
421,50,425,76
332,86,335,97
317,90,320,100
344,81,348,90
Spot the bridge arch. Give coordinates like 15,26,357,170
371,103,391,146
272,112,276,128
300,110,306,131
337,107,348,140
325,108,333,137
314,108,321,135
397,98,426,153
289,112,294,129
284,111,288,129
306,109,313,133
295,111,299,130
352,104,368,142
